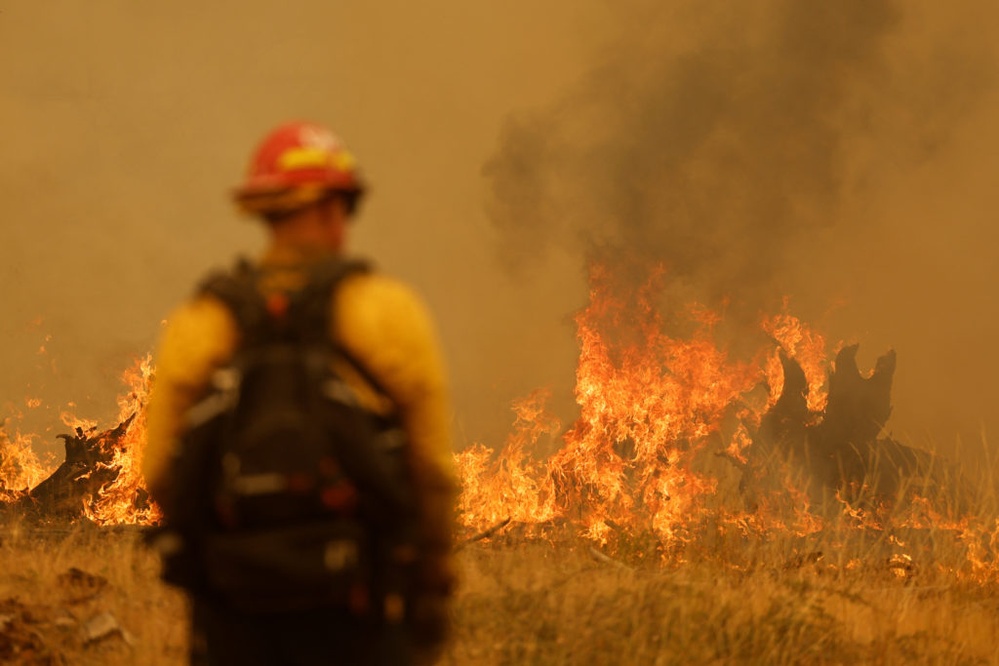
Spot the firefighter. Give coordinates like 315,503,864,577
142,121,457,665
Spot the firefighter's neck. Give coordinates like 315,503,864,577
267,198,349,259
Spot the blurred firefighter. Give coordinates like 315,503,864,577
142,120,457,665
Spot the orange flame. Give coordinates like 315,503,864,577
0,426,53,502
454,389,560,529
762,301,830,412
0,355,160,525
453,262,997,578
457,264,775,549
80,354,161,525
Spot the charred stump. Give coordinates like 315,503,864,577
2,415,136,520
746,345,967,512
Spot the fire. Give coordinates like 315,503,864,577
0,355,159,525
79,354,160,525
557,266,769,542
762,299,830,413
457,264,786,547
2,262,997,589
453,262,999,580
454,389,560,529
0,426,53,502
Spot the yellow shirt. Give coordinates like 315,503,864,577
142,246,456,581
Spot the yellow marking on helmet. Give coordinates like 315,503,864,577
331,150,357,172
278,146,332,171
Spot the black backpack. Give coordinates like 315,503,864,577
151,257,418,617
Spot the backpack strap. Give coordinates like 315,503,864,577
196,258,270,346
291,256,370,347
291,258,397,400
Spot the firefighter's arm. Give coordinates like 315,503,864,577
143,297,239,504
335,274,457,593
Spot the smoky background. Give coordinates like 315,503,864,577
0,0,996,466
484,0,999,463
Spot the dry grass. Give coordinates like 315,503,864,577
1,518,998,665
448,534,999,665
0,521,187,665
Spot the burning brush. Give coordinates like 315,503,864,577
0,267,986,582
454,264,979,568
0,356,159,526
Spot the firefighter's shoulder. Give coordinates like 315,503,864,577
156,295,240,384
334,271,447,397
335,271,440,346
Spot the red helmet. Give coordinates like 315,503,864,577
233,121,366,215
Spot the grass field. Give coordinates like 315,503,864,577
2,510,999,666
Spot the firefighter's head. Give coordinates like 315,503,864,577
233,121,366,250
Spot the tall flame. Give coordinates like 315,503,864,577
457,264,788,548
0,426,52,502
79,354,160,525
549,265,760,545
454,389,561,529
762,298,830,412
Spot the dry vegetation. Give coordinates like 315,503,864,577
0,522,186,665
3,494,999,665
449,531,999,665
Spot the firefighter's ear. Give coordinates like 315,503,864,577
316,190,359,220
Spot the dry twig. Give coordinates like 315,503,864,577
588,546,633,571
458,517,511,550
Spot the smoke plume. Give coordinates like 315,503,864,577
484,0,988,319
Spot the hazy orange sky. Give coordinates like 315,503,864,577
1,0,997,464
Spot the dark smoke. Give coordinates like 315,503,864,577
484,0,959,317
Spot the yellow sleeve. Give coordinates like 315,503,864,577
334,273,457,588
142,296,239,502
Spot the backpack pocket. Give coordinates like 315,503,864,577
203,519,372,613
